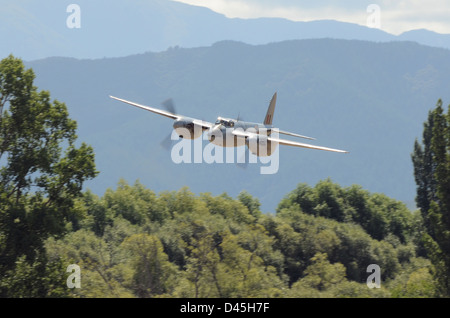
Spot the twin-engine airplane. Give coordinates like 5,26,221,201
109,93,348,156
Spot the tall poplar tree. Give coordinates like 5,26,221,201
412,99,450,296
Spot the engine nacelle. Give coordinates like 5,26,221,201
173,119,204,139
246,135,278,157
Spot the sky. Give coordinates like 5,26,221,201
173,0,450,35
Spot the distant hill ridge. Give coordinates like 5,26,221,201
25,38,450,212
2,0,450,61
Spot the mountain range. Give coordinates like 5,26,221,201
4,0,450,212
25,38,450,212
2,0,450,61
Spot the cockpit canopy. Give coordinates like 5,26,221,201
214,117,235,128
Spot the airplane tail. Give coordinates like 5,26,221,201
264,92,277,125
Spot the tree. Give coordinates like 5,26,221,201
103,179,160,225
277,180,414,243
123,233,178,297
0,55,97,296
288,252,346,297
219,231,284,297
412,107,438,232
412,99,450,295
182,231,223,297
237,190,261,218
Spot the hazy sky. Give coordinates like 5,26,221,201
173,0,450,35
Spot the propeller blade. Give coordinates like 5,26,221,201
236,160,248,169
160,132,173,150
236,147,249,169
161,98,176,114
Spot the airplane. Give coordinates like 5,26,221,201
109,92,348,156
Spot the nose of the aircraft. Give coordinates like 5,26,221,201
207,125,222,142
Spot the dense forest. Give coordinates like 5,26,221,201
0,179,437,298
0,55,449,298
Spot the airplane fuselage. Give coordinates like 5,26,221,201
207,117,274,147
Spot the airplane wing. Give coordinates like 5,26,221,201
278,129,316,141
110,95,179,119
110,96,214,129
192,119,214,129
232,129,348,153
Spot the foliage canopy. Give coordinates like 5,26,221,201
0,55,97,296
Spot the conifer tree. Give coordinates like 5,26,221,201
412,99,450,295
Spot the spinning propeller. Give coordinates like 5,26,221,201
159,98,177,150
